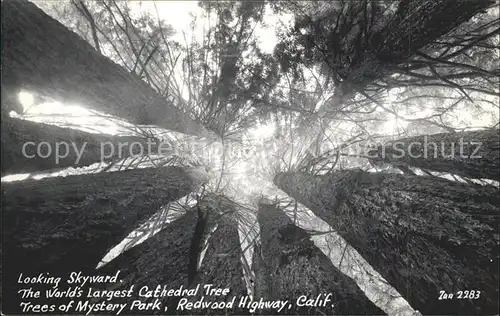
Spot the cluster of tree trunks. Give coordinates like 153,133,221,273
1,0,498,315
368,128,500,181
96,210,198,315
97,196,249,315
1,166,206,314
274,170,499,315
1,117,162,175
255,202,384,315
1,0,209,137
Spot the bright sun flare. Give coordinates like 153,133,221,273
13,91,128,135
249,121,276,139
18,90,34,109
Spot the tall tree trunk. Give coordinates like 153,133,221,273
96,210,199,315
256,202,384,315
183,205,249,315
324,0,494,111
373,0,494,63
274,170,499,315
1,166,207,314
97,197,248,315
347,0,494,90
1,117,159,175
1,0,209,137
252,242,272,304
368,129,500,181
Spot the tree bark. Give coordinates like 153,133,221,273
96,211,199,315
183,205,249,315
368,129,500,181
1,0,209,137
1,166,207,314
96,197,249,315
72,0,101,54
1,116,160,175
255,202,384,315
274,170,499,315
327,0,494,109
349,0,493,88
372,0,494,63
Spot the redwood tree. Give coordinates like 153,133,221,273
1,116,161,175
96,197,249,315
2,166,207,314
274,170,499,315
368,128,500,181
256,202,384,315
1,0,209,137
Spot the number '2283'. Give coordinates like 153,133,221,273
438,290,480,300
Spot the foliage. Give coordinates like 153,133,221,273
27,0,500,184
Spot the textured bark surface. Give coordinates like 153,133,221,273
183,206,249,315
1,116,159,175
337,0,493,99
96,211,198,315
1,0,208,136
373,0,493,62
1,166,205,314
252,242,272,304
275,170,499,315
256,203,384,315
369,129,500,181
97,197,248,315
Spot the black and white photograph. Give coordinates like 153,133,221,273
1,0,499,315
